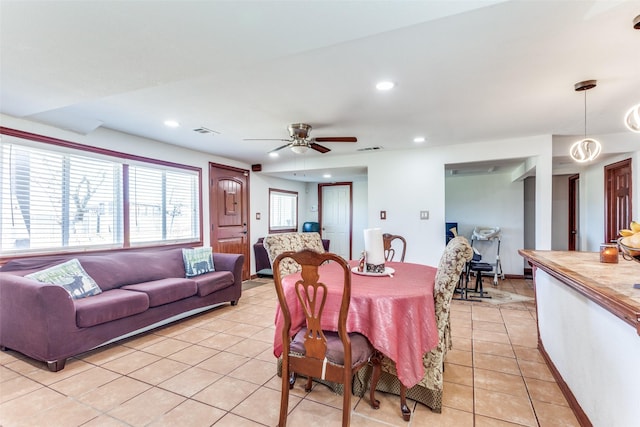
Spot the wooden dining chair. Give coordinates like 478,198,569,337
383,233,407,262
370,236,473,420
273,249,381,427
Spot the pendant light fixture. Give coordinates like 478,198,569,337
625,17,640,132
570,80,601,163
625,103,640,133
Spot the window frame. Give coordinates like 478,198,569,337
268,188,298,233
0,127,203,262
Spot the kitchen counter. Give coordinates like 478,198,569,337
519,249,640,427
519,249,640,333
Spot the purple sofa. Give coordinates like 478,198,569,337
0,248,243,371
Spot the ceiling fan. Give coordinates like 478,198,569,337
245,123,357,154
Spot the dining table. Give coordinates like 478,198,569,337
273,260,439,388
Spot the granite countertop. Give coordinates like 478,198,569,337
519,249,640,333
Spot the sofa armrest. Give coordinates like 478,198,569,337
0,274,77,362
212,252,244,290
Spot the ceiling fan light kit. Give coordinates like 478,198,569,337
570,80,602,163
290,145,309,154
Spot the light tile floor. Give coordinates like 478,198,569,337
0,277,581,426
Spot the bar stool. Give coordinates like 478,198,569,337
467,261,493,298
454,268,472,300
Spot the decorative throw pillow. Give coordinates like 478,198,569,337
25,258,102,299
182,247,215,277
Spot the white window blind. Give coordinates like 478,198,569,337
129,165,199,245
269,189,297,232
1,143,121,253
1,141,200,255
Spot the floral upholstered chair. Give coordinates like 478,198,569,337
263,232,327,277
357,236,473,419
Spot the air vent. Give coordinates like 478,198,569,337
192,126,220,135
357,146,383,152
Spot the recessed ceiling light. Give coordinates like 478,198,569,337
376,81,395,91
413,136,425,143
323,174,332,178
269,152,279,158
164,120,180,128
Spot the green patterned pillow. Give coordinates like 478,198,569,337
182,247,215,277
25,258,102,299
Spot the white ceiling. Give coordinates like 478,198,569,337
2,0,639,177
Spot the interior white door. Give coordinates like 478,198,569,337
321,184,351,260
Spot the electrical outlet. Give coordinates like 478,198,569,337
420,210,429,220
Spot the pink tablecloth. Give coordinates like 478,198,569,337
273,260,438,388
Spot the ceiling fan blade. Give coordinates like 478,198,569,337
269,143,293,153
244,138,292,142
313,137,357,143
310,142,331,153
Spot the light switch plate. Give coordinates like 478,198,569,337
380,210,387,220
420,210,429,220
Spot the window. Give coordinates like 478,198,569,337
1,130,201,256
129,165,199,245
269,188,298,233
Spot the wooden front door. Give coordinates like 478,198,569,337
209,163,250,280
604,158,632,244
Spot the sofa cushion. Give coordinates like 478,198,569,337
192,271,235,297
121,278,198,307
25,258,102,299
77,249,186,291
182,247,215,277
75,289,149,328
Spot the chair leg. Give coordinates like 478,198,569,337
342,381,352,427
369,352,382,409
399,385,411,421
305,376,313,392
279,364,290,427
